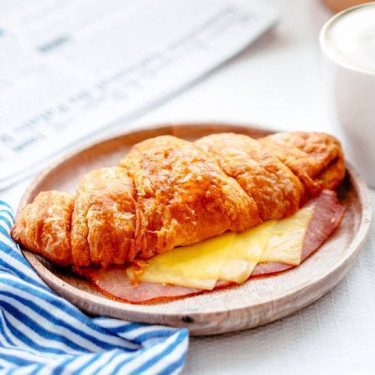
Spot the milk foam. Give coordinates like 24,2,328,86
322,4,375,73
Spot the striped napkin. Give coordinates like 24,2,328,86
0,201,188,374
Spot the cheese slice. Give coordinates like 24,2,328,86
128,205,315,290
135,232,236,290
259,205,314,266
219,220,276,283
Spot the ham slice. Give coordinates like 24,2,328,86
79,266,202,303
252,189,344,277
78,190,344,304
301,189,344,261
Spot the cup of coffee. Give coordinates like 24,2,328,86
320,3,375,186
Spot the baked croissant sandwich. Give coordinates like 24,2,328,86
12,132,345,268
11,131,346,303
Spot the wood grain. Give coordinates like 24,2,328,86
17,123,371,336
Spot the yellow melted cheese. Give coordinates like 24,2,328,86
219,220,276,284
136,233,235,290
259,206,314,266
129,205,315,290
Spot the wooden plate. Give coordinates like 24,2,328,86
18,123,371,336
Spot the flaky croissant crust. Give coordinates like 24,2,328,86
11,132,345,268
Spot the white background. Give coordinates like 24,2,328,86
2,0,375,374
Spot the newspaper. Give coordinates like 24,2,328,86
0,0,277,189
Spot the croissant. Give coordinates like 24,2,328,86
11,132,345,268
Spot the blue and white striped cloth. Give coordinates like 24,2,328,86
0,201,188,374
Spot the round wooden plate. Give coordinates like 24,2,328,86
18,123,371,336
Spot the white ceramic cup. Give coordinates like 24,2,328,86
320,3,375,187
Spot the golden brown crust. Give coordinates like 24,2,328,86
11,131,346,268
195,133,305,220
71,167,136,267
260,132,345,197
11,191,74,266
120,136,261,259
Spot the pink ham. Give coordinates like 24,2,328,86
251,189,344,277
78,190,344,304
251,262,292,277
79,266,202,304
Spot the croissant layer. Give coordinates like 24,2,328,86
195,133,305,221
11,132,345,267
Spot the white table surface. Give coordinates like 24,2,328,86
1,0,374,374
